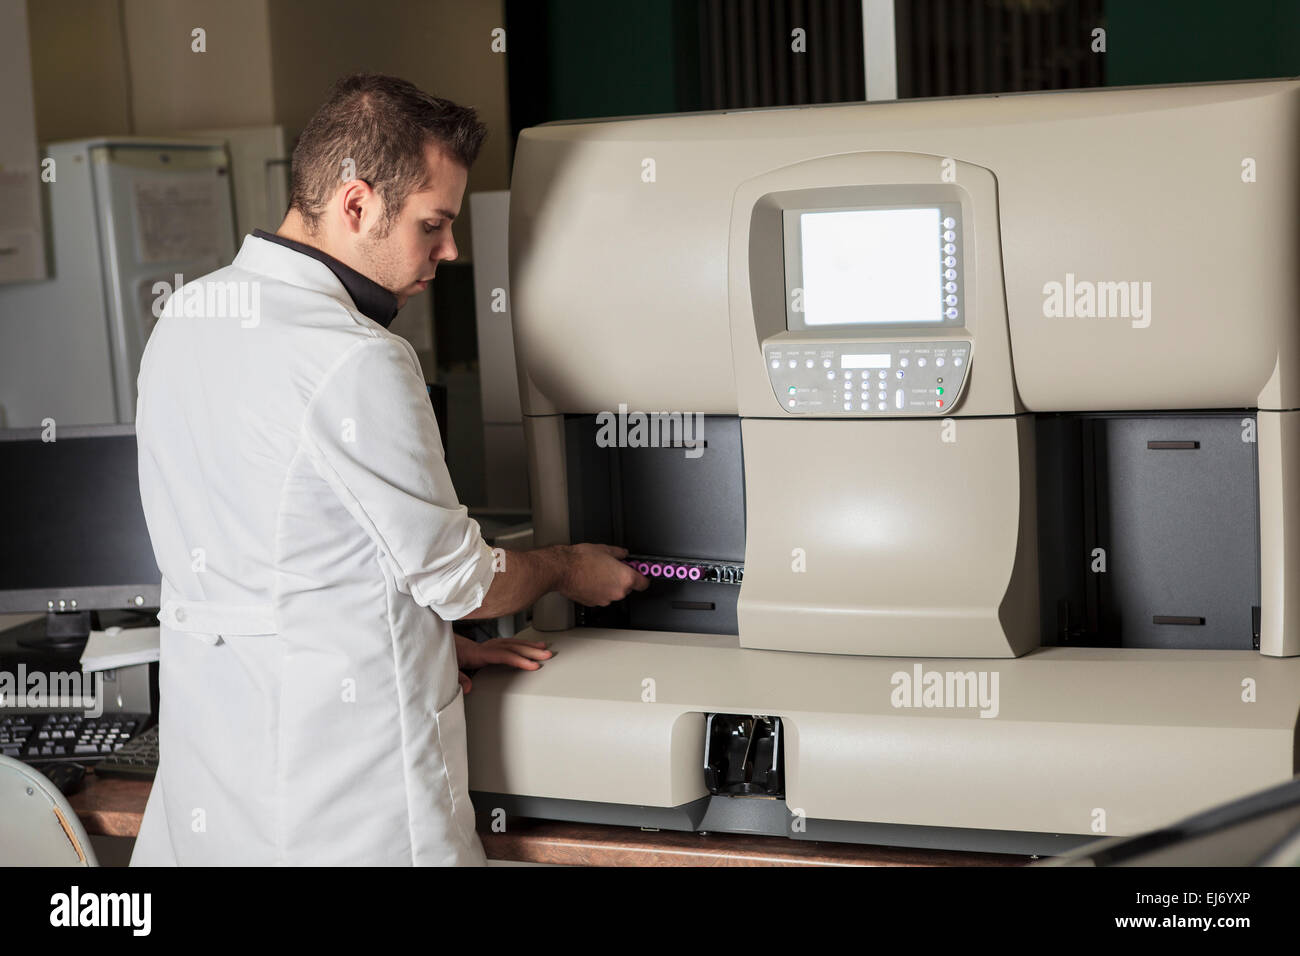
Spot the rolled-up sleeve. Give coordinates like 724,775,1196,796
303,334,497,620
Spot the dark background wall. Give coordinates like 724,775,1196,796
504,0,1300,141
1106,0,1300,85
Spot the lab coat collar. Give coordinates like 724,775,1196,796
238,231,400,327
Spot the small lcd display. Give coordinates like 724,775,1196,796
840,354,891,369
797,207,945,327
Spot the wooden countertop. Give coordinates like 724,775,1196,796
475,814,1027,866
68,772,1028,866
67,771,154,839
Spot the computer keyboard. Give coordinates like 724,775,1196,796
94,723,159,778
0,712,149,763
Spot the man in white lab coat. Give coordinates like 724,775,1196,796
130,74,645,865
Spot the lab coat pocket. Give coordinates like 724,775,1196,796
432,688,478,847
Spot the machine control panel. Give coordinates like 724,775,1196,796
764,341,971,416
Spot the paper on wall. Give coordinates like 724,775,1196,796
133,177,222,264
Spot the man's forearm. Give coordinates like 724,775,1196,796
461,546,571,620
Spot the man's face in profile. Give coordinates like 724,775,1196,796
358,142,468,309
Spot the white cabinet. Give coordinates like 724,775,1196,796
0,139,237,427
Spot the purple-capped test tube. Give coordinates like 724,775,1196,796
675,565,689,579
637,562,650,575
687,566,702,581
649,564,663,577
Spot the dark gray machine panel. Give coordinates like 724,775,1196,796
1103,416,1259,649
565,415,745,634
618,420,745,562
1037,413,1260,650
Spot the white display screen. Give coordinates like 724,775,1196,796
799,208,943,326
840,353,891,369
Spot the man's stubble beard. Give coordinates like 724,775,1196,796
356,221,407,297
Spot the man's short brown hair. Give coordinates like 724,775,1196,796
288,73,487,235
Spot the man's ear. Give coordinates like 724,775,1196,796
338,178,378,236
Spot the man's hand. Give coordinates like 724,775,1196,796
455,633,553,694
463,542,649,621
559,543,648,607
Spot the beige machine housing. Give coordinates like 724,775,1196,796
467,80,1300,854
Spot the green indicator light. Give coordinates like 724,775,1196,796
788,386,797,394
936,387,945,395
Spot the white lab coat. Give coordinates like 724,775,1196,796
129,235,495,865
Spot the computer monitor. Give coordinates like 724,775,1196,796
0,425,160,649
